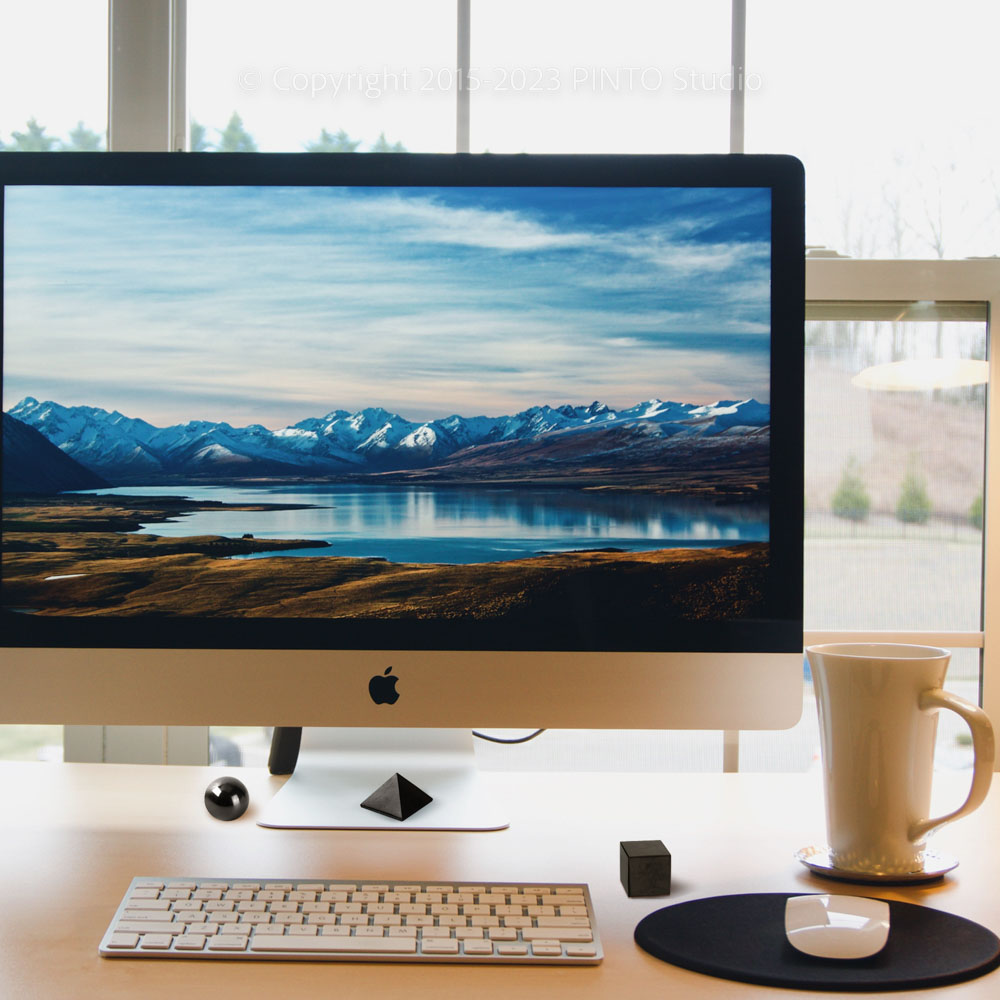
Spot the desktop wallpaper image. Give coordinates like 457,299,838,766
2,184,774,647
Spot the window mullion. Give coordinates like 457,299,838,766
108,0,182,151
729,0,746,154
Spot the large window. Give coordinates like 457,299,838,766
746,0,1000,258
2,2,996,772
0,0,108,151
469,0,731,154
186,0,455,153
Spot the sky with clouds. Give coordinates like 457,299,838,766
3,182,771,428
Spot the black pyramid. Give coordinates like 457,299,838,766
360,773,433,821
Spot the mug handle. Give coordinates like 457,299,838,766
908,688,996,843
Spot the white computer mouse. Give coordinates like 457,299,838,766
784,894,890,960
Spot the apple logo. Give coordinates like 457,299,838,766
369,666,400,705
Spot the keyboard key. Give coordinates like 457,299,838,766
106,933,139,949
116,921,181,935
521,927,594,942
250,936,417,954
421,926,453,939
209,935,249,951
174,936,207,951
535,916,593,928
532,944,563,957
253,924,286,935
463,940,494,955
301,902,331,914
139,934,173,950
122,911,174,922
421,939,460,954
487,928,519,941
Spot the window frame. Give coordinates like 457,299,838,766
59,1,997,768
802,258,998,734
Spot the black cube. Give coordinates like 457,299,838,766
620,840,672,897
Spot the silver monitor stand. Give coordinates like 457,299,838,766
257,728,509,831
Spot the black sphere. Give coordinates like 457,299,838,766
204,775,249,821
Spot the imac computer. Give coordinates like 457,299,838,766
1,152,804,829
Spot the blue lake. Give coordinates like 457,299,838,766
85,484,768,565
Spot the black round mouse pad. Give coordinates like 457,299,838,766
634,893,1000,992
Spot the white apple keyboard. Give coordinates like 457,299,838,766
99,877,602,965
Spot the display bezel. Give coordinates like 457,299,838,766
1,152,803,660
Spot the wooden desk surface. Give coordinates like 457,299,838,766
1,761,997,999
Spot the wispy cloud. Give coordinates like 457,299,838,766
3,183,772,427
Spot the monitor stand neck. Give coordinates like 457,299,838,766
256,728,509,831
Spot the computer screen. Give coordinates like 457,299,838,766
1,153,803,753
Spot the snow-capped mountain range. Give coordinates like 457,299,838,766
7,396,769,483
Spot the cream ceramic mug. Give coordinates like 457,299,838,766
805,643,995,876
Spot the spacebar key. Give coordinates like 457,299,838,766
250,935,417,955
